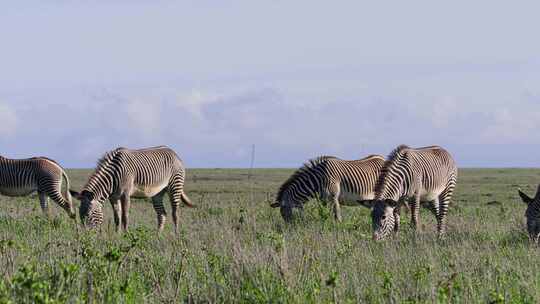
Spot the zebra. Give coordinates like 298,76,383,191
69,146,194,233
517,186,540,243
371,145,457,240
0,155,75,218
270,154,385,222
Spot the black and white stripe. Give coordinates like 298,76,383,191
371,145,458,240
272,155,385,222
70,146,193,232
0,156,74,218
518,186,540,243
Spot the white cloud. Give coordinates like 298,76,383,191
417,95,460,129
0,103,18,137
480,104,540,144
125,99,162,139
2,61,540,167
176,89,218,119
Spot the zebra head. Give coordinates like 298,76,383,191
270,198,296,222
69,190,104,228
371,199,399,241
518,186,540,243
273,183,310,222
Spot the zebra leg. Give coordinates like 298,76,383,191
151,189,167,233
169,195,180,234
333,197,342,222
109,198,122,233
120,195,131,232
38,191,49,217
40,179,75,219
429,197,440,223
428,197,447,237
437,187,454,237
330,185,342,222
168,174,184,234
410,196,420,230
393,206,401,234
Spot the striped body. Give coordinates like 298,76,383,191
71,146,193,232
371,145,457,240
0,156,74,218
273,155,385,221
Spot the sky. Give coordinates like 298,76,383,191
1,1,540,168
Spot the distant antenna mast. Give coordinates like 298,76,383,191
248,144,255,204
248,144,255,180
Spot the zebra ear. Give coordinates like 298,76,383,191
69,190,83,200
386,199,399,208
518,189,533,204
358,200,374,208
535,185,540,199
270,202,280,208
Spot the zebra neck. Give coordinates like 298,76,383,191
529,201,540,217
376,189,401,201
83,166,122,201
284,174,321,205
377,165,413,201
283,191,310,206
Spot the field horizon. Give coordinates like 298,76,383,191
1,168,540,303
64,166,540,170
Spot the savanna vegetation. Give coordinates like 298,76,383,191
0,168,539,303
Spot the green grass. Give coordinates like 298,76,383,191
1,168,540,303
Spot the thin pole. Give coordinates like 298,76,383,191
248,144,255,180
248,144,255,205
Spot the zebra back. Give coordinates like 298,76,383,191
0,156,74,216
0,156,65,187
82,146,183,201
375,145,457,201
276,154,384,206
276,156,337,204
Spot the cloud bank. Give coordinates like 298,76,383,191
0,103,18,137
1,64,540,169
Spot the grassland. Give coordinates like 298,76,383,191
1,168,540,303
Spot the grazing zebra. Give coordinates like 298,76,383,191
70,146,193,232
517,186,540,243
371,145,457,240
271,155,385,222
0,155,75,218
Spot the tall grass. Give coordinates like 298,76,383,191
0,168,539,303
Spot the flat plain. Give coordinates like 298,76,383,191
1,168,540,303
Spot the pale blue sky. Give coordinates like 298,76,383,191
1,1,540,168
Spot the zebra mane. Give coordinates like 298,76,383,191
276,155,338,202
374,145,410,195
95,147,127,172
358,154,385,161
81,147,128,197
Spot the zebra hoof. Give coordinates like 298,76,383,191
437,233,446,240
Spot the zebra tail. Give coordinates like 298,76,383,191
180,192,195,208
61,170,72,204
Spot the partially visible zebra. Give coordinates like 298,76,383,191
0,155,75,218
371,145,457,240
271,155,385,222
70,146,193,232
517,186,540,243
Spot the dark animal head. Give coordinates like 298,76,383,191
69,190,104,228
371,199,400,241
518,186,540,243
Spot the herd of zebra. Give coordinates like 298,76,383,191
0,144,539,241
